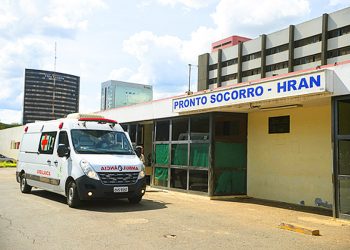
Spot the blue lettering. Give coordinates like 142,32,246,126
310,75,321,88
231,90,238,100
217,93,223,102
255,86,263,96
239,89,247,99
174,101,179,109
189,99,195,107
210,94,216,103
298,77,309,90
184,99,189,107
247,87,254,98
179,100,184,108
196,97,201,105
277,81,287,93
224,92,230,101
288,80,297,91
201,96,208,105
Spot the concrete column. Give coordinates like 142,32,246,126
217,49,222,87
237,42,243,83
197,53,209,91
261,34,267,79
288,25,295,73
321,13,329,65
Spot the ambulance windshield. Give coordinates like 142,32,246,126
71,130,134,155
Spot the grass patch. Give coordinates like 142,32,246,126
0,162,17,168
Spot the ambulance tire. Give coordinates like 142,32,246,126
67,181,81,208
128,195,142,204
20,173,32,193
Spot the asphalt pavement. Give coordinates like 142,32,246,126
1,168,349,250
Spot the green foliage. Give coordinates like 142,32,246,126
0,162,17,168
0,122,21,130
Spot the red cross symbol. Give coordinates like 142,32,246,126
41,134,48,151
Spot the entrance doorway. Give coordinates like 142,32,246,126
334,96,350,219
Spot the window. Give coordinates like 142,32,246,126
294,34,322,48
156,121,170,141
221,74,237,82
327,46,350,59
208,78,217,85
38,132,57,154
209,64,218,70
242,68,261,77
328,25,350,39
221,58,238,67
266,61,288,72
268,116,290,134
294,53,321,66
242,52,261,62
58,131,69,147
266,44,288,55
172,118,188,141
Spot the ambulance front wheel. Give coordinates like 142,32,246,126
20,173,32,193
67,181,81,208
128,195,142,204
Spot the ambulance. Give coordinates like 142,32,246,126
16,113,146,208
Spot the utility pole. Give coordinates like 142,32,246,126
187,64,198,95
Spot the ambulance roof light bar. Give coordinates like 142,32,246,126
78,117,118,124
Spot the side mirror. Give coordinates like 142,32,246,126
57,144,70,158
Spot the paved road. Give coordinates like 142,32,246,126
1,168,349,250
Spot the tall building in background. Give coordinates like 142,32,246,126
100,80,153,110
198,7,350,91
23,69,80,124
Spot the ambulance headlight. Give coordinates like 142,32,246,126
80,160,100,180
138,165,145,179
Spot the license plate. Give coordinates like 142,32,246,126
114,186,128,193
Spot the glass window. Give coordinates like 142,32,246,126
156,121,170,141
172,118,188,141
70,130,133,155
155,144,169,165
190,116,209,140
171,144,188,166
269,116,290,134
190,143,209,167
58,131,69,147
129,124,137,143
137,124,144,145
338,100,350,135
38,132,57,154
170,168,187,190
339,140,350,175
154,167,168,187
189,170,208,192
339,178,350,215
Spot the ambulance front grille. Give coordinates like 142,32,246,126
97,172,139,185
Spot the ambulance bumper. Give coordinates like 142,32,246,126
75,175,146,200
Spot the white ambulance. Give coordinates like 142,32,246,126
16,114,146,208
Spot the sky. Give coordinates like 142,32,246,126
0,0,349,124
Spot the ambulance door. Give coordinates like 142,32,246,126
36,131,60,191
56,131,72,194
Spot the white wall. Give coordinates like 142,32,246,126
0,126,24,160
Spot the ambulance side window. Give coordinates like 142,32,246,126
58,131,70,147
38,132,57,154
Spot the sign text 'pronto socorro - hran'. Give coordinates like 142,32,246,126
172,71,328,112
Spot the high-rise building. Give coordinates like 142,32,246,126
198,7,350,91
23,69,80,124
100,80,153,110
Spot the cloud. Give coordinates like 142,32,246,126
328,0,350,6
156,0,214,9
0,109,22,124
211,0,310,37
0,1,19,28
43,0,107,32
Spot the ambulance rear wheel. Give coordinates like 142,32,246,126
20,173,32,193
67,181,80,208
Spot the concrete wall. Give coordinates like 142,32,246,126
247,103,333,208
0,126,24,160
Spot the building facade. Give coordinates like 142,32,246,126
198,7,350,91
100,80,153,110
23,69,80,125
